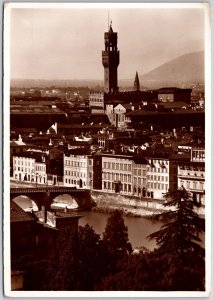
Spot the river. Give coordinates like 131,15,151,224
13,196,204,251
79,210,161,250
13,196,161,249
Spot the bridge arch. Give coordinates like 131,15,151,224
12,195,39,212
51,194,79,210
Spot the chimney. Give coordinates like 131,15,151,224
41,205,46,223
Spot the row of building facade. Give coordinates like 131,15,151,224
12,146,205,205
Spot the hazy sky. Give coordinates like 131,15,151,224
10,5,205,80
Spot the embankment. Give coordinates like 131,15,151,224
91,190,205,217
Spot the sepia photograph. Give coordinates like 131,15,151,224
3,2,211,297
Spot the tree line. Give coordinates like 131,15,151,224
18,188,205,291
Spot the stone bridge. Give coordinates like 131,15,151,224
10,187,95,211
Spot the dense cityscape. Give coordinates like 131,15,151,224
9,15,205,293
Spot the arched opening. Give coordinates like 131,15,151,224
51,194,78,210
12,196,39,212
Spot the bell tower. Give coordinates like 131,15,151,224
102,22,119,93
134,71,140,91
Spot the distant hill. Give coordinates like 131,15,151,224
140,51,204,88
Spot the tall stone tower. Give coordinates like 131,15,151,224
102,23,119,93
134,71,140,91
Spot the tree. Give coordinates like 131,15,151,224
147,188,205,259
77,224,106,290
103,210,132,258
45,226,79,291
147,187,205,290
97,251,174,291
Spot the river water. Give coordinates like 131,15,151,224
79,211,161,249
13,196,204,250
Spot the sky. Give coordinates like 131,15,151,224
9,5,205,80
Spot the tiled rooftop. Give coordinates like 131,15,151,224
10,201,35,223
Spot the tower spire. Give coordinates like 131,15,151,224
134,71,140,92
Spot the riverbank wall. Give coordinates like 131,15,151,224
91,190,205,217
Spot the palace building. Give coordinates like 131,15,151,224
89,23,194,132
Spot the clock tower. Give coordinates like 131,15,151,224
102,23,119,93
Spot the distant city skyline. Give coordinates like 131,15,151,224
9,4,205,81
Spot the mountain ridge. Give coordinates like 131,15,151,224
140,51,204,83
